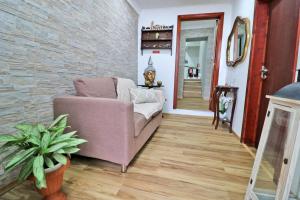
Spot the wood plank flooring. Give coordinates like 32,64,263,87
1,114,254,200
177,97,210,111
183,79,202,98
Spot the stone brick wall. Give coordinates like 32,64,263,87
0,0,138,186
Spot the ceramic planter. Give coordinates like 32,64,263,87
30,159,70,200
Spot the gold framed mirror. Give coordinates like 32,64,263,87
226,16,250,67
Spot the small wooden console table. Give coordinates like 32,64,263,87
212,85,238,133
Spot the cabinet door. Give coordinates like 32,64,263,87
246,103,296,200
288,148,300,200
285,121,300,200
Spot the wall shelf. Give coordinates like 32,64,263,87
142,39,172,41
141,26,173,55
142,47,172,50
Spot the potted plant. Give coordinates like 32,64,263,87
0,114,87,200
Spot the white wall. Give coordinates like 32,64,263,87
186,46,200,68
181,19,216,30
225,0,255,136
138,2,233,113
183,41,207,80
199,40,207,80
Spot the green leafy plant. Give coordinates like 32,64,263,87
0,114,87,189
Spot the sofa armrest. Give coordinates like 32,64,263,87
53,96,135,165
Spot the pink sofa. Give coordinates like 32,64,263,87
53,77,162,172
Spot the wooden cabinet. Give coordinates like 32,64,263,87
245,83,300,200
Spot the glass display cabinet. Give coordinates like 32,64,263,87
245,83,300,200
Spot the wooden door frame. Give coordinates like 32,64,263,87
173,12,224,109
241,1,300,146
292,8,300,80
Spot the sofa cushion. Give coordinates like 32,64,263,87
130,88,158,104
74,77,117,98
134,112,151,137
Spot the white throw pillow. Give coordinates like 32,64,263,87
117,78,137,103
130,88,158,104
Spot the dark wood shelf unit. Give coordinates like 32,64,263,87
142,39,172,41
141,28,173,32
142,47,172,50
141,26,173,55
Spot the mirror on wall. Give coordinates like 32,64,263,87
226,16,250,67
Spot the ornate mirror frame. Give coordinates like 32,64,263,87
226,16,251,67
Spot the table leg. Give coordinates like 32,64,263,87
229,89,238,133
212,88,217,125
215,91,222,130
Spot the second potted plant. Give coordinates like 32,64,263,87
0,114,87,200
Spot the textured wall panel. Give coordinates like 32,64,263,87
0,0,138,186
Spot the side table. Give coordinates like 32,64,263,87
137,84,166,118
137,85,164,89
212,85,238,133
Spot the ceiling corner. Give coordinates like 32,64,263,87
126,0,142,14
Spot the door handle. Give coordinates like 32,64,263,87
261,65,269,80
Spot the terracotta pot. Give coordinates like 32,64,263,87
30,159,70,200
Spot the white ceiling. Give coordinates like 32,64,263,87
131,0,232,10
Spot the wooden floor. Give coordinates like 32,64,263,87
1,114,254,200
177,97,210,111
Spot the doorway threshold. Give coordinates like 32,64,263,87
168,109,213,117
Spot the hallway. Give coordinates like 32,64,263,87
177,97,209,110
2,115,254,200
178,79,210,110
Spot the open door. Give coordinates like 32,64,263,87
242,0,300,147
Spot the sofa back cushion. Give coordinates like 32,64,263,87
74,77,117,98
117,78,137,103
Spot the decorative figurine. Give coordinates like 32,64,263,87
150,21,155,29
144,56,156,87
157,80,162,87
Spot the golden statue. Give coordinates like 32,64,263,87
144,56,156,87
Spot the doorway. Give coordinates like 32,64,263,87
177,22,215,111
242,0,300,147
173,13,224,111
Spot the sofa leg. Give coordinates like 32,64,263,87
121,164,127,173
